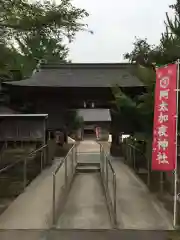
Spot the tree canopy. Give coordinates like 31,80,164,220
0,0,90,80
0,0,89,131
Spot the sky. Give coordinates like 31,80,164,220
65,0,176,63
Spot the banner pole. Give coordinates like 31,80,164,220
173,59,180,228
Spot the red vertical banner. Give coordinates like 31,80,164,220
152,63,178,171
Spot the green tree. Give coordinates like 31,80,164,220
0,0,90,79
112,0,180,158
119,0,180,136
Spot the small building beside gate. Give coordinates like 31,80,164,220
0,114,48,146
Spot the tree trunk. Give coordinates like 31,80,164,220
110,108,123,156
110,131,123,157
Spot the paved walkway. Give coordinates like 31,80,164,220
57,173,111,229
77,140,100,153
0,157,65,229
111,158,172,229
0,140,173,231
79,141,173,230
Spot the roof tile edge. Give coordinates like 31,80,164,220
40,62,135,69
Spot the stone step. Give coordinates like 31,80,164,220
76,165,100,173
77,162,100,167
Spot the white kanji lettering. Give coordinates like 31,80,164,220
159,101,168,112
158,112,168,123
168,69,172,75
158,73,162,79
160,76,169,88
158,139,168,150
157,152,169,164
159,90,169,100
158,125,168,137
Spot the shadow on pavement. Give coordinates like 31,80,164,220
0,229,179,240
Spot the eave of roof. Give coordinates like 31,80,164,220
78,108,111,122
2,62,144,88
0,114,48,118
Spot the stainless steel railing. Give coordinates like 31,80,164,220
0,142,7,163
0,144,48,189
99,143,117,226
23,144,47,188
122,143,150,186
52,143,77,225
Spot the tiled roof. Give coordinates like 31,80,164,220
2,63,144,88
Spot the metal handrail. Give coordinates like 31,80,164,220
29,144,47,156
52,143,77,225
123,143,146,167
23,144,47,188
0,142,7,162
98,143,117,226
127,143,145,156
123,142,150,186
0,144,47,189
53,144,76,175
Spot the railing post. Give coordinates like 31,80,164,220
125,143,128,163
71,148,74,176
40,151,43,171
113,173,117,225
74,146,77,171
23,158,27,190
102,148,105,182
65,157,68,188
99,144,102,173
147,157,150,187
101,146,103,177
0,149,2,164
98,141,117,228
128,145,131,166
43,147,47,166
75,144,78,165
52,143,77,226
127,144,129,164
133,148,136,171
160,172,164,194
106,157,108,191
53,174,56,225
100,144,101,161
100,145,103,177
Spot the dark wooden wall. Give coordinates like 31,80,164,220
5,85,145,132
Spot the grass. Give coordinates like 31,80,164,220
167,230,180,240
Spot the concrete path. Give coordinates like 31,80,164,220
99,141,173,230
111,158,173,230
79,141,173,230
77,140,100,153
57,173,111,229
0,140,174,231
0,157,65,229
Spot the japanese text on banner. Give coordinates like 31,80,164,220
152,64,177,171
